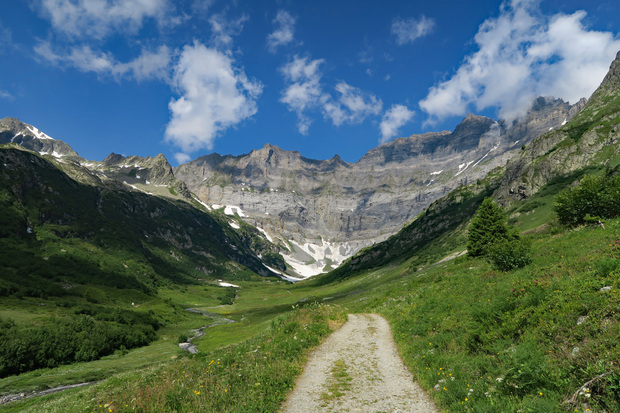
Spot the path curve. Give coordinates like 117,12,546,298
282,313,438,412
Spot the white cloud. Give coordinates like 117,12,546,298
209,13,248,49
34,41,171,82
174,152,191,164
165,42,262,153
280,56,383,134
391,15,435,45
113,45,171,81
267,10,296,52
323,82,382,126
419,0,620,123
38,0,170,39
380,104,415,143
280,56,326,134
0,90,13,100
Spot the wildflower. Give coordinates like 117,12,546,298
496,377,503,382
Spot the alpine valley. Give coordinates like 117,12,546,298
1,51,620,412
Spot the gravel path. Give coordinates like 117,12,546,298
281,313,438,412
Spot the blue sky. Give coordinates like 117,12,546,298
1,0,620,165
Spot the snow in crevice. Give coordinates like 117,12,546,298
229,221,240,229
561,118,567,126
473,142,499,168
430,170,443,176
256,227,273,242
455,161,474,176
10,132,23,142
192,196,212,211
26,125,54,140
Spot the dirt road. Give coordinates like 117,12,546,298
282,313,438,412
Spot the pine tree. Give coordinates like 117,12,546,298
467,198,516,257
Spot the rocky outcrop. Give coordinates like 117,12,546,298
175,96,585,277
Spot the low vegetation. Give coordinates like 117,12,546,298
554,167,620,227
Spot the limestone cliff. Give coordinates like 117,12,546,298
175,96,585,277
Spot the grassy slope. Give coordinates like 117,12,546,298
4,173,619,412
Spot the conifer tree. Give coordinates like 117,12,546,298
467,198,516,257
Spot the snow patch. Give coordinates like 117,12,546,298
280,239,356,278
256,227,273,243
472,143,499,168
192,197,212,211
229,222,240,229
26,125,54,140
219,282,239,288
10,132,23,142
430,170,443,175
561,118,567,126
548,127,554,131
455,161,474,176
223,205,246,217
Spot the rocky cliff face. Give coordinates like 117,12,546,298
175,96,585,277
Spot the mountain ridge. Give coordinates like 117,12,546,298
174,96,585,277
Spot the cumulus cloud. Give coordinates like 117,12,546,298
280,55,327,134
38,0,170,39
419,0,620,123
34,41,171,81
280,56,383,134
165,42,263,154
380,104,415,143
267,10,296,52
209,12,248,49
391,15,435,45
323,82,382,126
0,90,14,100
174,152,191,164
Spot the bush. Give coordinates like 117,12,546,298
486,237,532,271
554,171,620,227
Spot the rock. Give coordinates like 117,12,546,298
577,316,588,325
599,286,612,292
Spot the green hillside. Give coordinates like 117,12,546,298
2,54,620,413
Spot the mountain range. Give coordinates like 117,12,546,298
1,93,587,279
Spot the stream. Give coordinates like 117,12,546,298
178,308,236,354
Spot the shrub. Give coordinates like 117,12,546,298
554,171,620,227
486,237,532,271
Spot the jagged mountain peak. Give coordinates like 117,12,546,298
0,117,80,160
595,50,620,95
102,152,126,165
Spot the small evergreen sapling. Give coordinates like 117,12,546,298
467,198,516,257
467,198,531,271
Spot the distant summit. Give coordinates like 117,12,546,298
0,117,80,160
